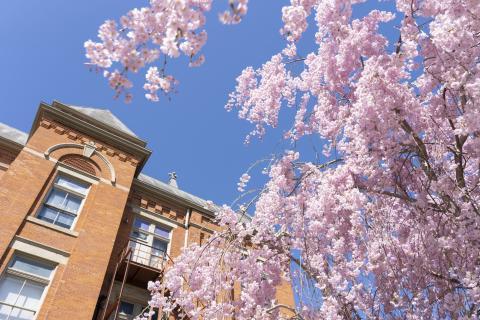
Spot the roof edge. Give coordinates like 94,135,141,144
0,135,24,152
30,101,151,174
133,174,252,222
0,122,28,151
53,101,145,146
132,177,217,217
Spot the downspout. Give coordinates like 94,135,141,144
183,208,191,249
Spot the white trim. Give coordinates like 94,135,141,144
7,268,50,285
136,210,178,229
189,222,215,234
44,143,82,156
130,215,173,260
10,236,69,265
130,205,182,228
24,146,50,160
35,173,91,231
104,179,130,192
26,216,79,237
92,149,117,184
24,146,131,191
56,163,99,184
43,142,117,184
0,252,59,320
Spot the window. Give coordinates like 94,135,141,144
0,255,55,320
115,301,158,320
129,217,170,269
140,306,165,320
37,175,90,229
118,301,134,319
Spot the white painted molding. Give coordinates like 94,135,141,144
137,209,178,229
56,163,99,184
44,142,82,156
130,205,182,228
92,148,117,184
26,216,80,237
44,142,116,184
10,236,70,265
83,141,96,158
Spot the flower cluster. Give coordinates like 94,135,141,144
219,0,249,24
143,67,177,101
222,0,480,318
237,173,250,192
98,0,480,319
85,0,247,102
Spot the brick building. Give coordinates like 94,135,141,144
0,101,294,320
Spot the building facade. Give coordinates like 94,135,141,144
0,101,294,320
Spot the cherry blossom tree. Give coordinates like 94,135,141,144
86,0,480,319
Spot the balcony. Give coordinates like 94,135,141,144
100,240,170,320
127,239,167,270
109,239,168,289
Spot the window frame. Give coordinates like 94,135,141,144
36,172,91,231
115,299,156,320
130,216,172,255
129,216,172,270
118,300,135,319
0,253,57,320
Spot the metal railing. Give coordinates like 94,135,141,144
101,240,179,320
127,239,167,270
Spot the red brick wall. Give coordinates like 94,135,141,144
0,114,295,319
0,116,141,320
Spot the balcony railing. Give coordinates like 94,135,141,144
127,239,167,270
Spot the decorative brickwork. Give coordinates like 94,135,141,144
40,118,140,166
0,149,18,166
0,102,294,320
130,192,185,221
60,154,100,176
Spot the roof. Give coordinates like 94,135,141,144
69,105,138,138
0,118,217,214
137,173,217,212
0,123,28,146
136,174,253,221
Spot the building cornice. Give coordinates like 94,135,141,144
0,136,23,153
132,178,216,217
132,177,252,223
30,101,151,174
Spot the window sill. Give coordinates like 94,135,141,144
26,216,79,237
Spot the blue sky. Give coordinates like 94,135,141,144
0,0,295,206
0,0,403,312
0,0,398,207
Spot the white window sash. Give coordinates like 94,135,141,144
131,218,171,244
37,174,91,230
0,262,54,319
0,277,40,316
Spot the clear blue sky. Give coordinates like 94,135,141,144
0,0,397,207
0,0,291,206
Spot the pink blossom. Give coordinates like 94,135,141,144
86,0,247,102
95,1,480,319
